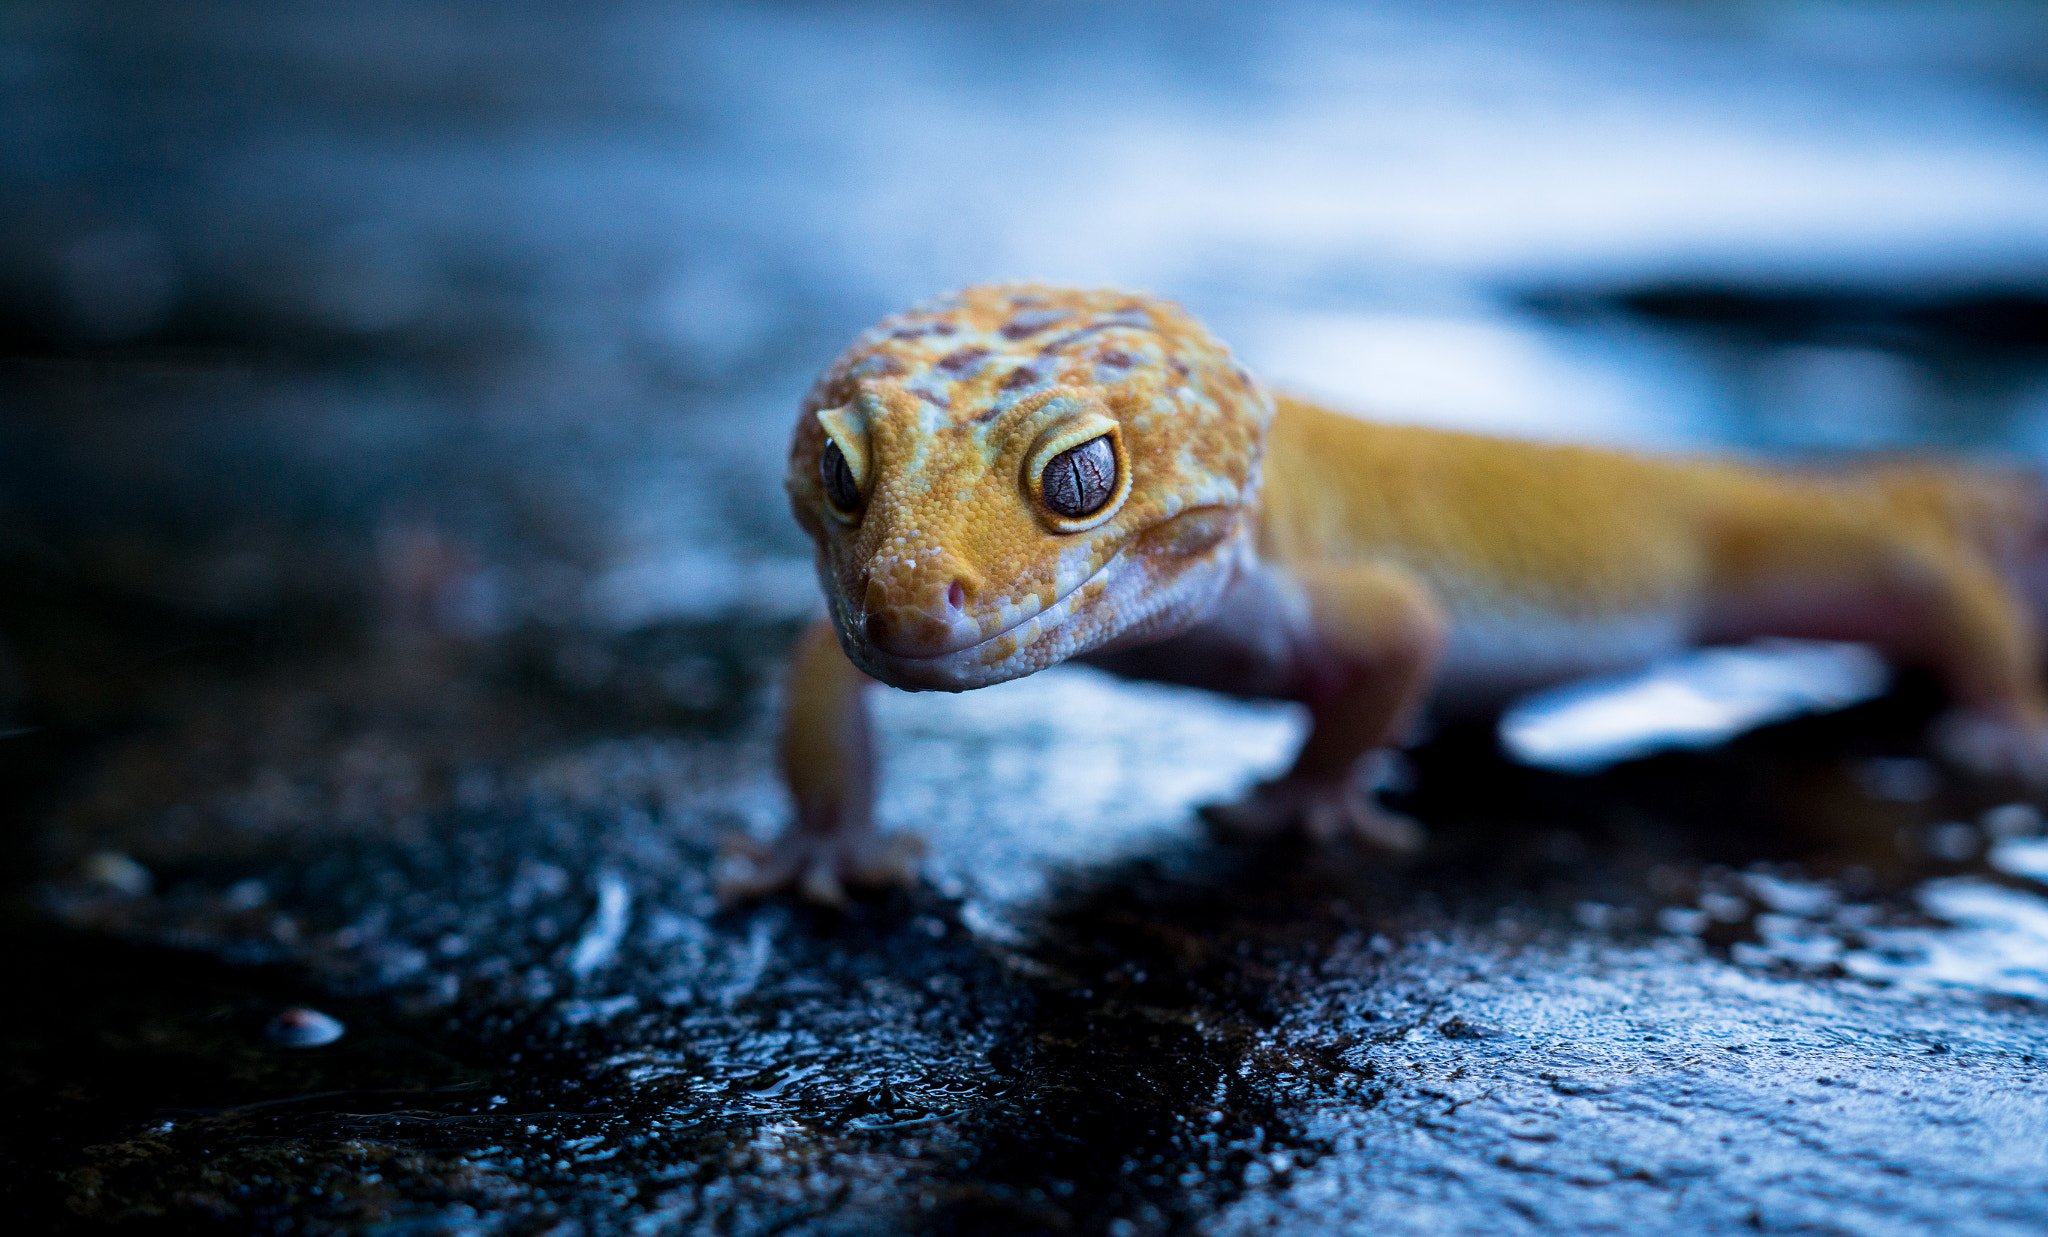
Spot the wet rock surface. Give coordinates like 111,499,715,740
5,375,2048,1233
8,2,2048,1232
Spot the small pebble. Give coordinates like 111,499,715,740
1438,1015,1500,1040
266,1006,345,1048
1852,757,1939,803
1923,822,1980,863
1982,803,2043,839
1990,836,2048,882
1658,906,1710,936
81,851,152,897
1699,892,1750,923
224,878,269,911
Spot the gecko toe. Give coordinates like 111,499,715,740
1351,804,1425,855
1199,795,1292,841
715,828,925,905
851,832,928,885
799,858,850,908
1202,777,1426,858
714,834,795,905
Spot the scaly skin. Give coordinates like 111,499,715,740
725,284,2048,903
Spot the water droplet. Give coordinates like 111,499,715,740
266,1006,345,1048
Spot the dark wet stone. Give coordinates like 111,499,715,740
1435,1015,1499,1040
2,321,2047,1237
5,354,2048,1233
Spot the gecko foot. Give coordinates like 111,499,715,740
1200,775,1425,857
716,828,927,908
1931,708,2048,788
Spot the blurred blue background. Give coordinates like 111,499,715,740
4,0,2048,633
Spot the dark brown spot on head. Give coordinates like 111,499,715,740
1000,310,1071,340
937,346,991,373
1038,325,1106,356
892,321,959,340
1097,348,1132,368
816,377,856,409
853,353,906,378
1000,365,1039,391
915,387,949,408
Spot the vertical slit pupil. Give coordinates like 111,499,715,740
1043,435,1116,518
821,440,861,511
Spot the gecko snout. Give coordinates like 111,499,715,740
861,567,982,659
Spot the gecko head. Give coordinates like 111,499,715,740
787,284,1274,691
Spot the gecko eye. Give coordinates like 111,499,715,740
820,440,862,513
1039,434,1117,519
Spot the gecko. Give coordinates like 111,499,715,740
721,284,2048,904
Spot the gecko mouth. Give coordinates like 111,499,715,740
858,547,1128,688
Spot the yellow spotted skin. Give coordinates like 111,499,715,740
731,284,2048,902
1262,403,1725,612
1261,400,2048,708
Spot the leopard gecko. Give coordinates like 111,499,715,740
723,284,2048,903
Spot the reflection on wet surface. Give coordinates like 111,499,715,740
10,545,2048,1231
1500,639,1891,772
5,0,2048,1232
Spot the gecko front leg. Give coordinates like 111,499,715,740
1206,560,1447,853
719,616,922,906
1088,560,1447,854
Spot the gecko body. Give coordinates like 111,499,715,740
724,285,2048,902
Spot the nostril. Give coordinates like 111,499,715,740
947,579,966,611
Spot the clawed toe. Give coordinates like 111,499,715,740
1307,794,1424,853
1201,777,1425,857
716,829,926,907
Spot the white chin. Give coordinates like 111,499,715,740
854,638,1061,693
